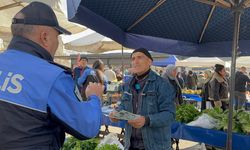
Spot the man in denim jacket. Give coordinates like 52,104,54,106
110,48,176,150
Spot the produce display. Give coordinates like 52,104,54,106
62,137,121,150
182,89,202,95
176,106,250,135
205,108,250,135
176,104,201,123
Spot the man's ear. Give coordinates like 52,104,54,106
40,31,49,48
148,58,153,65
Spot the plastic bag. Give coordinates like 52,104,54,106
101,106,114,116
187,114,218,129
97,133,124,149
183,143,207,150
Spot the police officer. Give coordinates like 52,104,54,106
0,2,103,150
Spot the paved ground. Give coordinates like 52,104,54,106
101,126,201,150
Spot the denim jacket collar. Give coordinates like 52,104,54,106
146,70,157,81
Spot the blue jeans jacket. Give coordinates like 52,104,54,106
119,70,176,150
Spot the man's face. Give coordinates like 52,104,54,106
131,52,152,75
172,69,177,77
241,67,247,74
79,59,87,68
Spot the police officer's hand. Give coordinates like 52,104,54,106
85,82,104,98
128,116,145,129
109,111,120,122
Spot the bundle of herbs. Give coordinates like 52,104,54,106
203,108,250,135
62,136,122,150
176,104,201,123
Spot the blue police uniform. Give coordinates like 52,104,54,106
0,36,102,150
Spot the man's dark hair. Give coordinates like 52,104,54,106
80,56,88,62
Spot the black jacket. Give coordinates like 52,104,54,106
235,71,250,92
209,72,229,101
201,80,211,101
168,78,183,105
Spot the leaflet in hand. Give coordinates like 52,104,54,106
113,110,141,120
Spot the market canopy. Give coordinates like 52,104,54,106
226,56,250,68
152,55,178,67
0,0,85,50
176,57,225,67
61,29,126,53
66,0,250,57
0,0,84,34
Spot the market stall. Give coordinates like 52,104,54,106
101,115,250,150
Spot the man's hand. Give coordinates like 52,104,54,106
109,111,120,122
85,82,104,98
128,116,145,129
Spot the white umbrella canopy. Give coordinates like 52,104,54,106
0,0,84,33
0,0,125,53
0,0,85,50
226,57,250,68
176,57,225,68
61,29,129,53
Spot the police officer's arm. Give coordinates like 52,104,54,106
47,72,102,140
147,78,176,128
77,68,91,87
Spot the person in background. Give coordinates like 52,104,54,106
247,72,250,95
109,48,175,150
186,70,197,90
163,65,183,106
201,70,213,110
182,71,188,87
176,72,185,89
78,59,108,99
209,64,229,111
159,70,163,77
234,66,250,110
197,72,205,90
92,59,108,89
115,69,123,82
0,2,103,149
73,56,89,89
104,65,117,82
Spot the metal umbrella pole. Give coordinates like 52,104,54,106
226,0,243,149
121,45,124,75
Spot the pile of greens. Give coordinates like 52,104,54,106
176,105,250,135
98,144,121,150
63,137,99,150
203,108,250,135
176,104,201,123
62,137,121,150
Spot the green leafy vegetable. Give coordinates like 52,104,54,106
63,137,99,150
176,104,200,123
